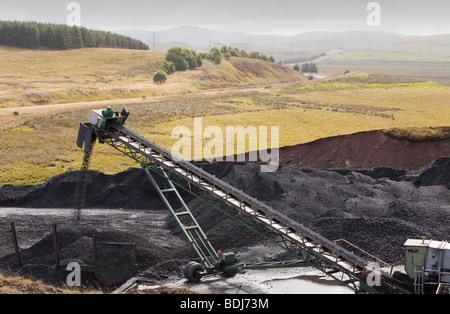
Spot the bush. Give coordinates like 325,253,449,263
153,70,167,84
162,61,175,75
165,47,202,72
259,54,269,62
196,55,203,67
185,53,198,69
293,64,300,71
210,47,223,65
224,52,232,61
214,55,222,65
249,52,259,59
165,47,189,71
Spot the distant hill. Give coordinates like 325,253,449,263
283,31,411,50
119,26,414,50
119,26,450,57
119,26,287,47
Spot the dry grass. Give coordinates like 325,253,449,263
0,270,103,294
0,47,303,109
383,126,450,142
194,58,305,88
0,46,206,108
0,62,449,186
147,78,450,158
1,76,449,185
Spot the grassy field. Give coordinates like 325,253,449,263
1,72,449,185
318,51,450,86
0,47,448,185
0,46,304,110
0,270,103,294
0,46,203,108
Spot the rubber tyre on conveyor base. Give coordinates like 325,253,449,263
184,262,204,283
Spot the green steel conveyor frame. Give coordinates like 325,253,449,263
76,107,413,294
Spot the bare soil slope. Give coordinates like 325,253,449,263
273,130,449,171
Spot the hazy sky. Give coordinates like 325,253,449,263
0,0,448,35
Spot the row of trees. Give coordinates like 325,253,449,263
154,47,202,83
0,20,149,50
294,62,318,73
202,46,276,64
285,52,326,65
164,47,203,72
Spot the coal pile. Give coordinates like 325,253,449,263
0,158,449,284
193,159,449,264
0,168,170,210
414,157,450,189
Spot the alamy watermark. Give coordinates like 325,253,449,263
366,262,382,287
367,2,381,27
67,2,81,27
66,262,81,287
171,118,280,173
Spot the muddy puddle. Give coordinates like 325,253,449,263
140,267,353,294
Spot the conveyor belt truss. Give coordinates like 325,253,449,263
89,122,410,294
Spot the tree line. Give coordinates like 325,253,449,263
294,62,318,73
285,52,326,65
0,21,149,50
201,46,275,64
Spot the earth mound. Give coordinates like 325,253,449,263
230,129,450,171
280,129,450,171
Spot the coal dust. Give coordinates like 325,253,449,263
74,142,95,223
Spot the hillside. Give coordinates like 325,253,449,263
0,46,304,111
119,26,287,47
120,27,411,51
285,31,410,51
0,47,167,108
193,57,306,87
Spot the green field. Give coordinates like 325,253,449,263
319,55,450,86
329,52,450,63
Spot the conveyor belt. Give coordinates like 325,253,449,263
93,122,408,293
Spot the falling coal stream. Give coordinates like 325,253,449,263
74,142,95,223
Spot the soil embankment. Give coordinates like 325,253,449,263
280,130,450,171
230,129,450,171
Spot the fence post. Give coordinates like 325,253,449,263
53,224,60,267
10,222,22,268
